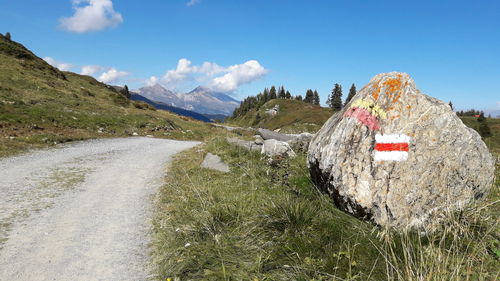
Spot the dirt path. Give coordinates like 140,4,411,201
0,137,199,281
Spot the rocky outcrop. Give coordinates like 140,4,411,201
265,104,279,116
287,132,314,151
307,72,495,229
261,139,296,158
201,153,230,172
258,128,294,142
226,137,262,151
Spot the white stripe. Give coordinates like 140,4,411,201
374,151,408,161
375,134,410,144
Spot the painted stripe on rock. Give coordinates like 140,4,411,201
343,107,381,131
374,134,411,162
375,143,409,152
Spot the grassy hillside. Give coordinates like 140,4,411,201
460,116,500,155
228,99,333,133
0,35,213,157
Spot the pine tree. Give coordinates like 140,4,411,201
344,84,356,106
477,113,492,138
120,85,130,99
263,88,270,102
449,101,453,111
329,83,343,111
304,89,314,104
278,86,286,99
269,86,277,99
5,32,11,40
285,90,292,99
295,95,303,101
313,90,320,105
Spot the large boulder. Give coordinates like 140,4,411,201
307,72,495,229
262,139,296,158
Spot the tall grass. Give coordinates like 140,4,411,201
152,135,499,280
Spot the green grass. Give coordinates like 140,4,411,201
0,35,214,157
228,99,334,134
152,133,500,280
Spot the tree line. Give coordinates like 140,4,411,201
232,86,320,118
326,83,357,111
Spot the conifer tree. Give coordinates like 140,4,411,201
295,95,303,101
344,83,356,106
313,90,320,105
120,85,130,99
269,86,277,99
449,101,453,111
278,86,286,99
5,32,11,40
477,113,492,138
304,89,314,104
263,88,270,102
329,83,343,111
285,90,292,99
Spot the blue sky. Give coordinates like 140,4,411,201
1,0,499,112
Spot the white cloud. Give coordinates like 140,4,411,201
209,60,268,92
186,0,201,7
43,57,74,71
80,65,104,75
60,0,123,33
145,76,159,87
156,59,267,92
98,68,129,83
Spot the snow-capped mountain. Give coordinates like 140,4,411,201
137,84,240,116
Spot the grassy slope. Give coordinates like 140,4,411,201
0,35,213,157
153,135,499,281
228,99,333,134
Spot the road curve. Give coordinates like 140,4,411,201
0,137,200,281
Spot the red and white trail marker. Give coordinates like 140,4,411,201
374,134,410,161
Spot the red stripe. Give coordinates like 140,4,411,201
375,143,409,151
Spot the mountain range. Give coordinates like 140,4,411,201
136,84,240,116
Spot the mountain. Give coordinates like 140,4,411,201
129,93,212,123
137,84,239,116
0,35,211,156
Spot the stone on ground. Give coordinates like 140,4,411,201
258,128,294,142
307,72,495,229
226,137,262,151
201,153,230,173
261,139,296,158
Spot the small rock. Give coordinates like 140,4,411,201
261,139,296,158
254,135,264,145
132,132,138,136
201,153,230,173
287,132,314,151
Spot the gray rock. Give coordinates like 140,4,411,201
226,137,262,151
258,128,294,142
261,139,296,158
287,132,314,151
307,72,495,229
254,135,264,145
201,153,230,173
265,104,279,116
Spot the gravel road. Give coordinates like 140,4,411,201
0,137,199,281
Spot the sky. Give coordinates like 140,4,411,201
1,0,499,112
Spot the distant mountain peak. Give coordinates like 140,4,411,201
137,84,240,116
